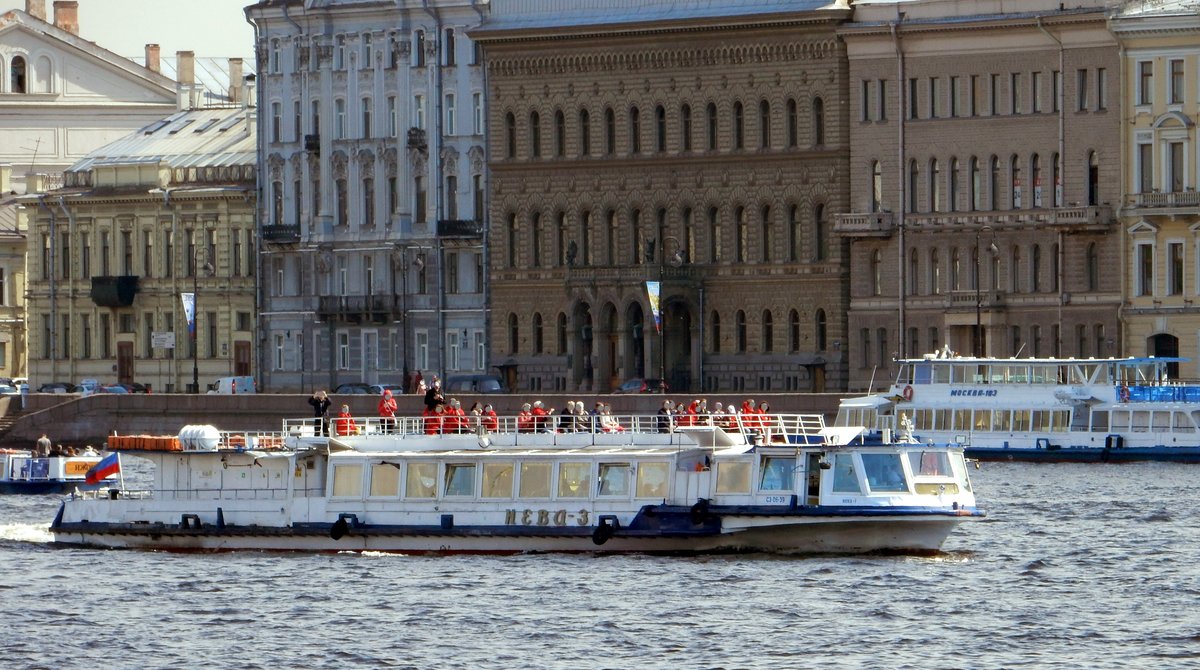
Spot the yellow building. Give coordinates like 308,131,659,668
20,103,258,392
0,169,28,381
1113,2,1200,378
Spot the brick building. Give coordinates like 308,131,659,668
474,0,853,394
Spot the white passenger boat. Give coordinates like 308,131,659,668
837,353,1200,462
50,413,983,554
1,449,113,494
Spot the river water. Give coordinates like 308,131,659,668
2,461,1198,669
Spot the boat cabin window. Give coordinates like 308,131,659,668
908,451,951,476
635,461,670,497
1090,410,1109,432
992,410,1011,431
715,460,751,494
861,453,907,492
556,462,590,498
1130,411,1151,433
1176,412,1197,433
406,462,437,498
973,410,992,431
598,462,630,496
369,463,400,497
952,409,971,431
1012,410,1031,431
759,456,795,491
519,462,552,498
444,463,477,496
332,463,364,497
482,462,514,498
831,454,862,494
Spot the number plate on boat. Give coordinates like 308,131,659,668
763,495,788,504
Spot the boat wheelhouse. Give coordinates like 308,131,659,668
1,449,112,494
50,413,982,554
837,353,1200,462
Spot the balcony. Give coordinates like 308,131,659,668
407,127,427,152
904,205,1114,232
437,219,484,238
317,294,401,324
262,224,301,243
304,134,320,154
91,276,139,308
945,289,1006,311
1126,191,1200,216
834,211,896,237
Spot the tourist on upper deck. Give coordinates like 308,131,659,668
378,389,398,433
656,399,674,433
309,390,332,436
36,433,51,454
482,404,499,432
423,377,444,411
334,404,358,436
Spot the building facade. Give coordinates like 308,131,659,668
0,1,179,195
20,100,258,392
475,0,853,395
1112,1,1200,379
246,0,489,393
837,0,1123,390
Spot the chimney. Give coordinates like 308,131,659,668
52,1,78,35
228,58,243,104
176,50,195,110
0,165,10,194
242,74,256,111
25,0,46,22
145,44,161,74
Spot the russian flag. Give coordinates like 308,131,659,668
85,452,120,485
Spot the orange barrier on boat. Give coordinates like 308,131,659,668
107,434,182,451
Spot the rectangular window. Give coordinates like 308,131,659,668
908,78,918,119
387,95,397,137
1169,141,1185,193
1138,62,1153,105
472,92,483,135
1168,241,1184,295
860,80,870,122
928,77,938,118
519,462,551,498
1010,72,1020,114
337,332,350,369
271,101,281,143
1136,242,1154,296
444,463,476,496
1031,71,1042,113
968,75,978,116
414,94,425,130
443,28,456,67
361,97,371,138
1170,59,1184,104
445,93,456,135
877,79,887,121
334,35,345,70
989,73,1000,116
636,462,671,497
557,462,590,498
1138,143,1154,193
293,100,302,142
335,99,345,139
481,463,514,498
1097,68,1107,110
100,314,111,357
369,462,400,498
1052,70,1061,112
406,463,436,498
949,76,959,117
360,33,372,67
1077,69,1089,112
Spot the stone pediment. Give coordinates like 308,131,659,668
1127,219,1158,235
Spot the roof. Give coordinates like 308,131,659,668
66,107,257,174
1113,0,1200,17
477,0,848,33
127,56,257,107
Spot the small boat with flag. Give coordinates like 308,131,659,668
836,352,1200,462
50,414,983,555
1,448,119,494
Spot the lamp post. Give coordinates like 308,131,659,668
660,236,683,383
190,247,213,393
974,225,996,357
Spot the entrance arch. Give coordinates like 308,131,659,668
1148,333,1180,379
664,298,693,392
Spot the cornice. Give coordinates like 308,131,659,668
839,8,1108,38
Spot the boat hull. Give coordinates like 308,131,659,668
965,445,1200,463
0,480,106,495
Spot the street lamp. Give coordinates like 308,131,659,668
974,225,998,357
660,236,683,382
191,248,213,393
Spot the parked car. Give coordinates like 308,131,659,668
76,379,101,395
207,376,256,394
97,384,129,393
613,378,669,394
333,382,374,394
369,383,406,395
116,382,149,394
0,384,18,395
444,374,506,394
38,382,75,393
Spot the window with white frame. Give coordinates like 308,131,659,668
1137,142,1154,193
335,98,346,139
361,96,372,138
473,92,483,135
1138,61,1153,106
1168,241,1184,295
338,332,350,369
416,331,429,370
414,95,425,130
474,331,485,370
387,95,397,137
275,334,285,370
1167,141,1185,193
445,93,456,135
1136,241,1154,297
334,35,345,70
447,331,460,370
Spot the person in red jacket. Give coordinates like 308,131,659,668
334,404,358,436
517,403,534,433
531,400,554,432
424,403,446,435
481,403,499,432
378,389,398,433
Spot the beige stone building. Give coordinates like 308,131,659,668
0,173,27,381
837,0,1122,390
20,96,258,392
474,0,853,394
1112,1,1200,379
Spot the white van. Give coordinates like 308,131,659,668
207,376,256,394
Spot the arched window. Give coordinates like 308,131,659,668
655,105,666,152
683,207,695,262
870,249,882,296
557,313,568,354
970,157,981,210
1032,153,1042,207
504,112,515,158
553,109,565,157
812,97,825,145
814,204,827,261
706,102,718,150
930,159,941,212
630,209,642,264
949,157,960,211
786,98,798,147
733,101,744,149
507,313,519,355
606,209,617,265
533,313,544,354
34,55,51,93
759,99,770,148
736,310,747,352
815,309,827,350
680,104,692,152
871,160,883,212
762,310,774,353
629,106,641,153
556,212,568,266
950,247,961,290
1031,244,1041,292
1052,152,1062,207
1086,242,1098,291
789,309,800,352
579,109,591,156
708,206,721,263
1011,154,1023,208
711,310,722,353
788,205,800,262
909,248,919,296
506,213,518,267
1088,150,1100,205
529,111,541,158
580,210,592,265
604,107,615,154
930,248,941,295
989,155,1000,211
736,206,748,263
531,213,542,267
760,205,771,262
908,159,919,213
11,55,26,94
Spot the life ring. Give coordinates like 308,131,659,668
902,385,914,402
1118,385,1130,403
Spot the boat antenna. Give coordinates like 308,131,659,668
1015,342,1027,358
868,365,877,391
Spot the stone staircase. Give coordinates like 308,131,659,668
0,408,25,443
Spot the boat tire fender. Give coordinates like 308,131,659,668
902,385,914,402
690,498,710,526
591,515,620,546
330,516,349,541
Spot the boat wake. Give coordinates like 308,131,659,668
0,522,53,544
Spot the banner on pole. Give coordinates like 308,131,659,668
645,281,662,334
181,292,196,337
